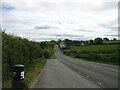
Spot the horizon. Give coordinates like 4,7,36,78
2,30,118,43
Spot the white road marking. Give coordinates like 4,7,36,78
105,68,118,72
96,81,102,85
86,76,89,78
81,62,84,64
79,61,118,72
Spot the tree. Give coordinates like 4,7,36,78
44,49,51,58
49,41,56,48
64,39,72,47
90,40,94,44
58,39,62,44
39,42,48,49
103,37,109,41
94,37,103,44
84,41,89,45
51,40,57,44
113,38,117,41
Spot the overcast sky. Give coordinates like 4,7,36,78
1,0,118,41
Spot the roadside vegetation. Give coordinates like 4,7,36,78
59,37,119,65
2,30,119,88
62,45,119,65
24,58,47,87
2,31,56,88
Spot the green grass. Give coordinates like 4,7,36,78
103,40,120,44
2,58,47,88
49,53,57,59
62,44,119,65
70,45,118,52
2,79,12,88
25,52,56,87
65,54,118,65
24,59,47,87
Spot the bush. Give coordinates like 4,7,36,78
94,37,103,44
2,31,46,81
44,49,51,58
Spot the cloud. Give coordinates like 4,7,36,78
34,25,57,30
104,34,118,37
74,29,93,32
105,34,118,38
51,34,83,38
99,24,118,31
1,0,118,41
98,19,118,31
92,2,118,11
34,26,52,30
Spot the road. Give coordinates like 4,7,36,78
33,45,119,88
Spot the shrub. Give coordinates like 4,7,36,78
44,49,51,58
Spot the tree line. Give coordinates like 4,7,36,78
57,37,118,49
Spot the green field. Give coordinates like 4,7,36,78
62,45,119,65
103,40,120,44
70,45,118,52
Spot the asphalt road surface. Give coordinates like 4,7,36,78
33,45,119,88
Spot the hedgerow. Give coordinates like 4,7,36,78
2,31,55,81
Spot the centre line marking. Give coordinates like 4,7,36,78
96,81,102,85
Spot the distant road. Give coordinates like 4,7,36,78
33,45,119,88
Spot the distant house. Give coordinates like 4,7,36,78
81,43,85,46
59,42,66,49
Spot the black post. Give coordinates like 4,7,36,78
12,64,27,89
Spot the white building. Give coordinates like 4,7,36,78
59,42,66,49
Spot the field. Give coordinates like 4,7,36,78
70,45,118,52
103,40,120,44
62,45,119,65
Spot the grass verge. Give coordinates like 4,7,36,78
25,58,47,87
2,79,12,88
63,53,119,66
2,58,47,88
62,45,119,66
49,53,57,59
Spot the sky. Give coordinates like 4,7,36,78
0,0,119,42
